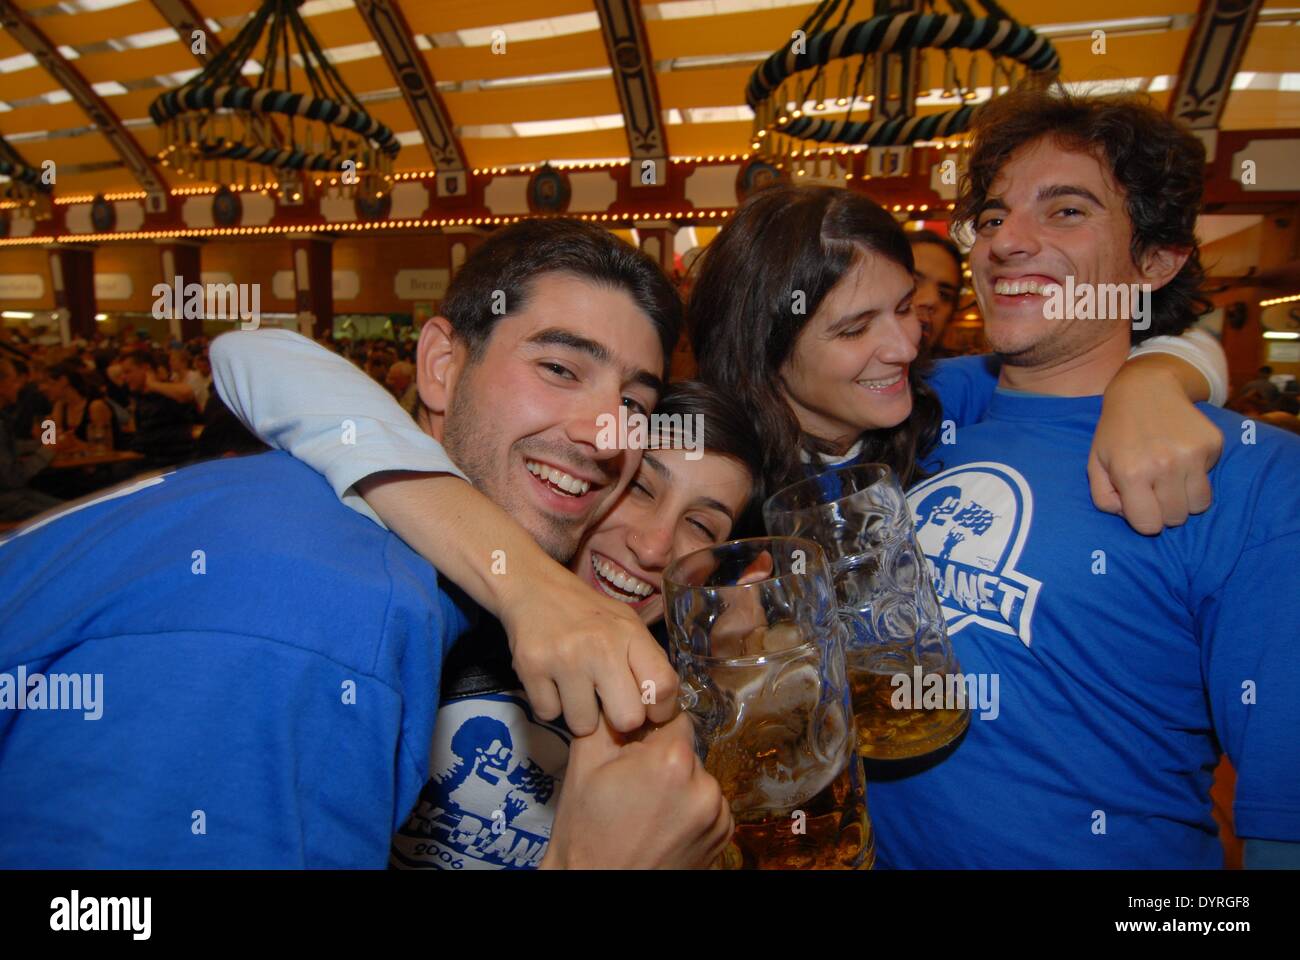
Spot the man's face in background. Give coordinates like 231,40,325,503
911,241,962,350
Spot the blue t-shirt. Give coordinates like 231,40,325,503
862,359,1300,867
0,451,474,868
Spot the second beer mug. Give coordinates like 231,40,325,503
664,537,873,870
764,464,970,760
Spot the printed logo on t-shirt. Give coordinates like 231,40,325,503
391,692,569,870
908,462,1042,646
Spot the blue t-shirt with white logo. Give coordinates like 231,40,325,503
390,623,570,870
862,356,1300,867
0,451,474,869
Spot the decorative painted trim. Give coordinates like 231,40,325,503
355,0,468,195
593,0,669,181
1169,0,1264,129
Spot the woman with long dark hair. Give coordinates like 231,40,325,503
41,361,119,450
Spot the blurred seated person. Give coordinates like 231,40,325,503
117,351,195,467
3,358,51,441
0,359,63,522
1239,365,1280,405
41,362,119,451
169,348,209,413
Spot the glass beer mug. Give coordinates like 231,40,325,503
764,464,970,761
663,536,873,870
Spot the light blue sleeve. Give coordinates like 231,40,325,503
210,329,469,528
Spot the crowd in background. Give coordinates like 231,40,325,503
0,326,421,523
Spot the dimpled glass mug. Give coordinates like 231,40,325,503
664,536,874,870
764,464,970,761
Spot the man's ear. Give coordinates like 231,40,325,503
415,316,461,415
1138,245,1192,292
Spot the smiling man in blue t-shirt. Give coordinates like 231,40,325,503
867,90,1300,869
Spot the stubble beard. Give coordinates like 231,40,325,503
441,377,584,564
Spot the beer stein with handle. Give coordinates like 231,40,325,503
664,536,874,869
764,464,970,760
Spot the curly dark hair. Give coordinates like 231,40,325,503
691,184,942,496
953,88,1211,342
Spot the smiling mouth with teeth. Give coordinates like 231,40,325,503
526,459,592,497
857,372,904,390
994,278,1058,296
591,552,656,604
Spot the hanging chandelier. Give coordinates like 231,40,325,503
746,0,1059,171
149,0,399,201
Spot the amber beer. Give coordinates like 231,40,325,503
848,656,970,760
705,739,874,870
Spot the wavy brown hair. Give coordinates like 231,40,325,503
690,184,942,496
954,88,1211,342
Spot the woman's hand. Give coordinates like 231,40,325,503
1091,355,1223,534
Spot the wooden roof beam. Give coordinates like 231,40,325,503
594,0,669,188
355,0,468,197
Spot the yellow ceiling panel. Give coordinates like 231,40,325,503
279,57,402,96
1,66,65,102
646,7,813,60
1222,90,1300,130
402,0,598,34
192,0,261,18
1241,25,1300,73
301,7,373,50
52,168,148,196
461,129,629,168
657,65,753,111
1004,0,1197,20
0,30,26,59
443,79,621,126
74,44,202,85
665,120,753,159
353,97,418,136
1052,30,1191,83
111,89,175,123
22,134,123,169
0,100,91,136
37,2,169,47
424,33,610,84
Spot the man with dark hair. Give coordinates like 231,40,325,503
909,229,964,355
867,89,1300,869
117,350,195,468
0,219,731,868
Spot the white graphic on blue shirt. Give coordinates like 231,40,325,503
908,461,1042,646
391,692,569,870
